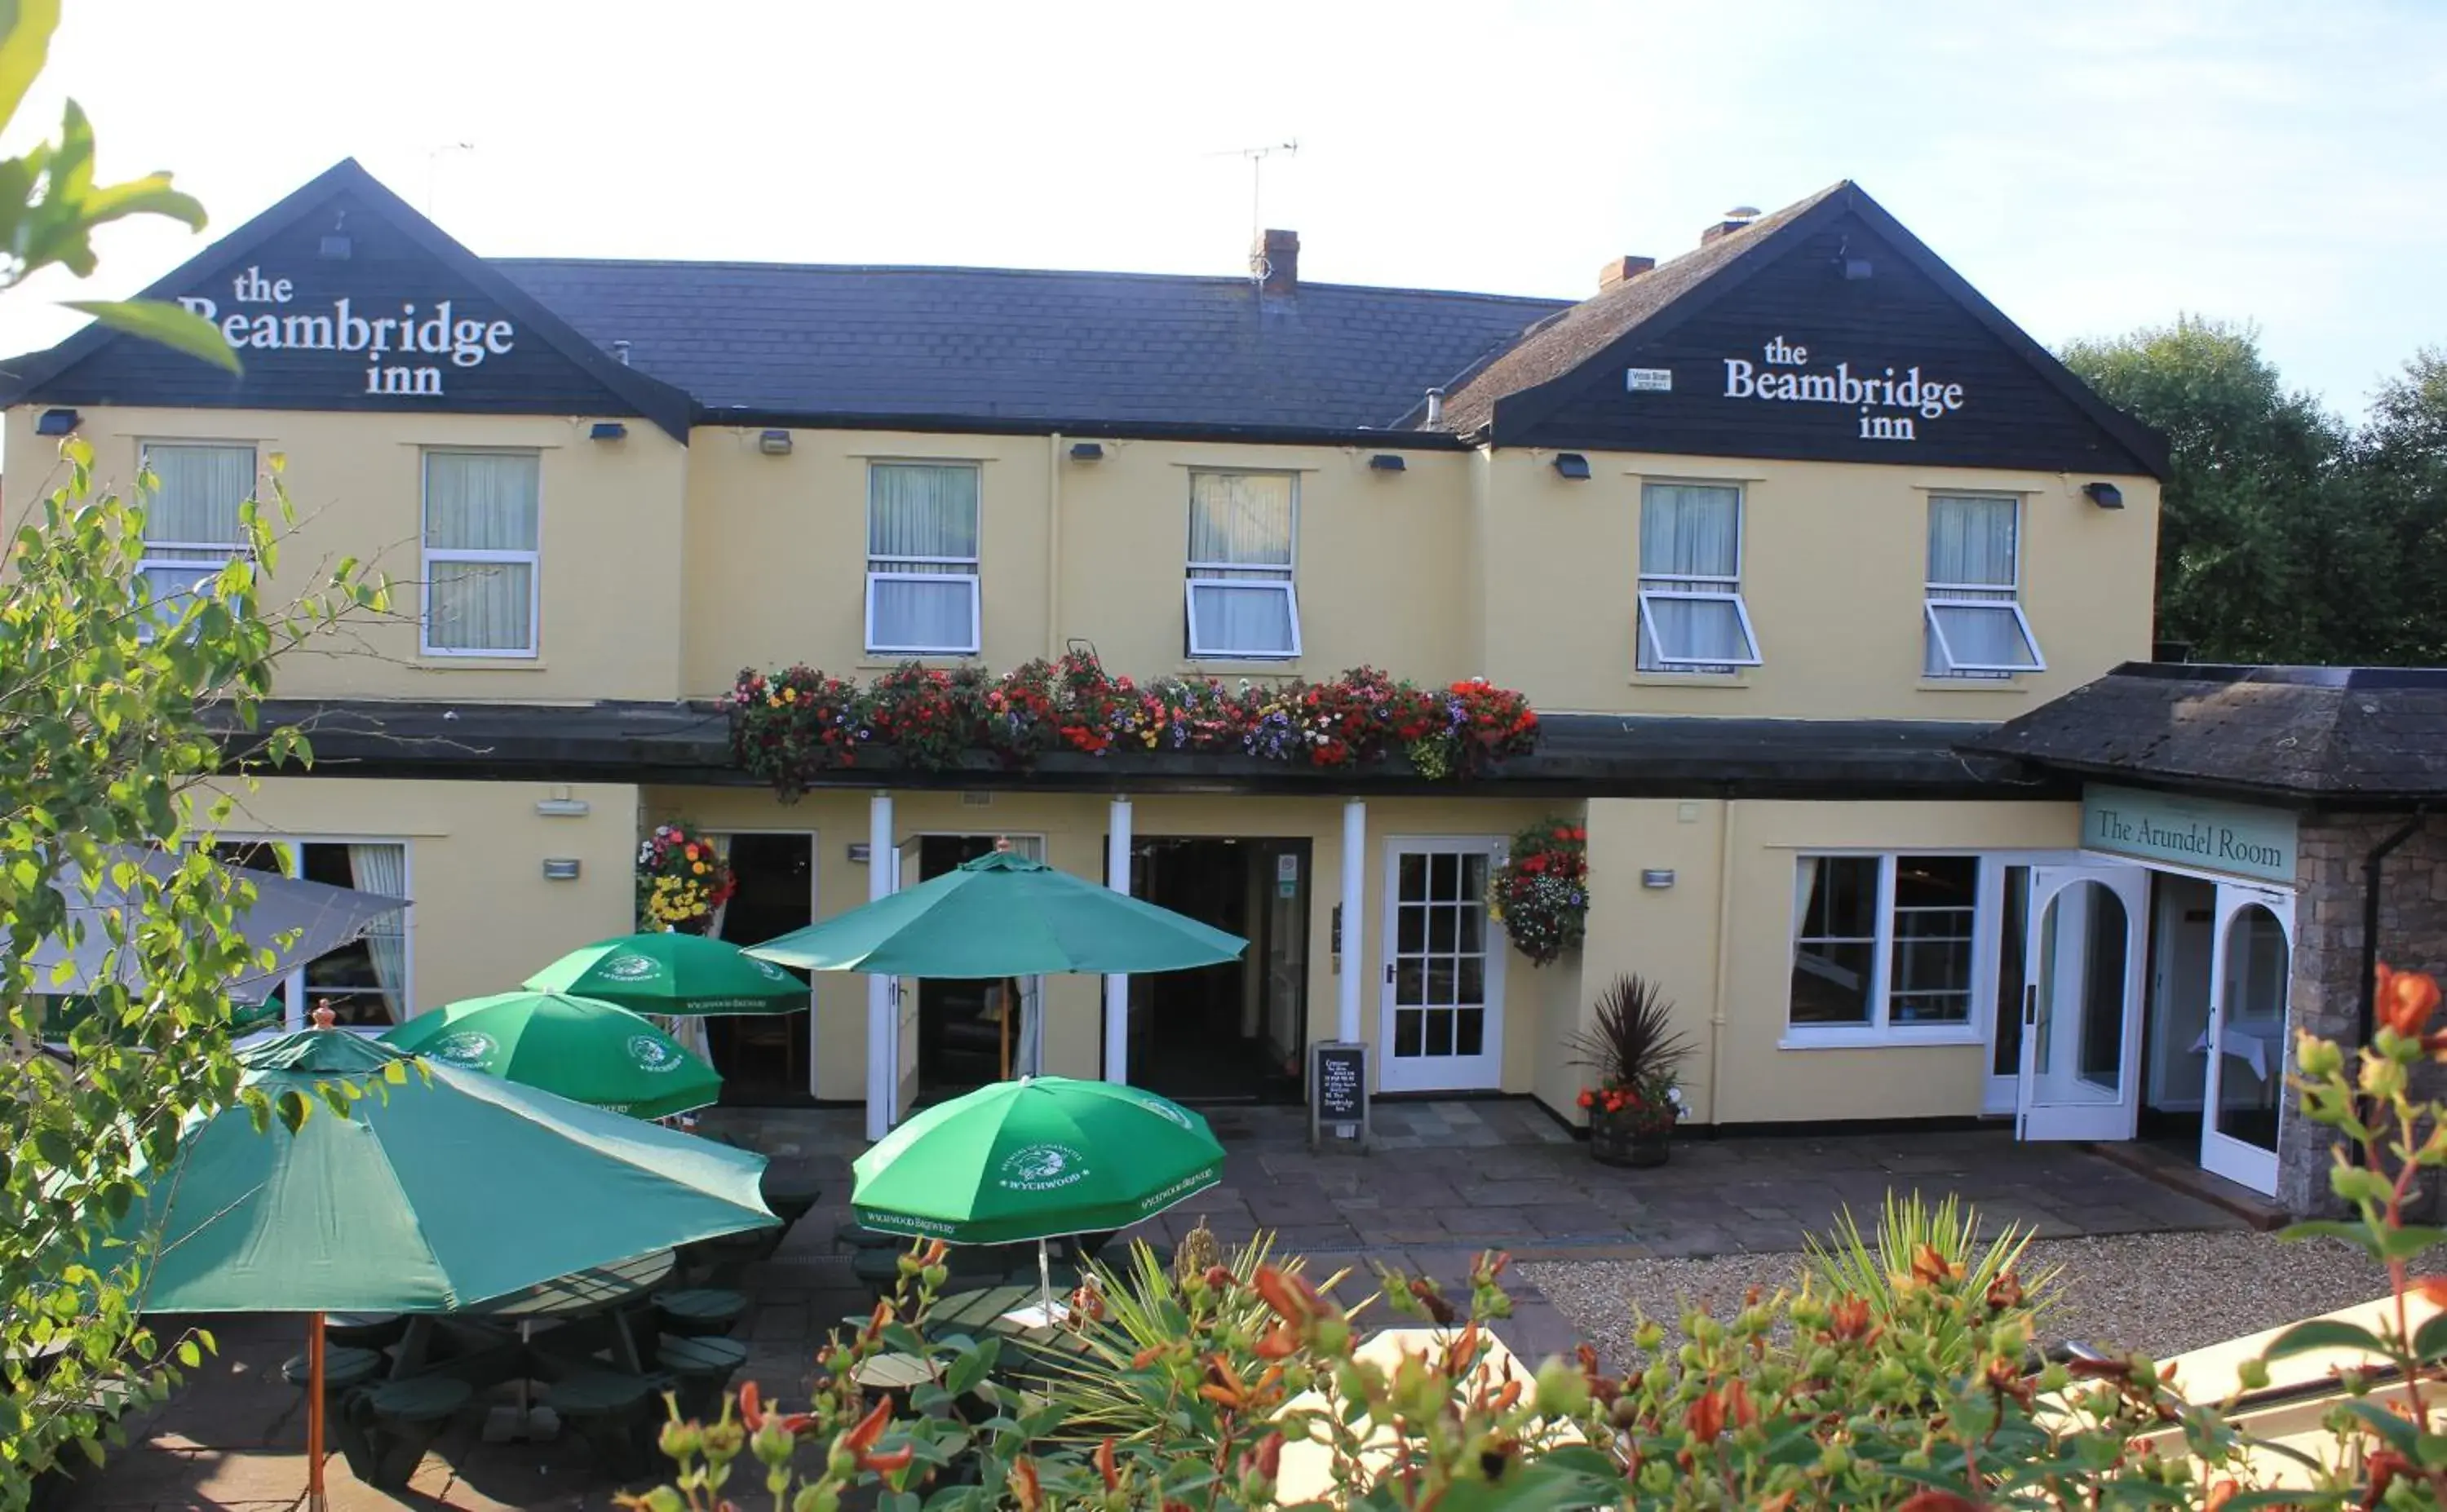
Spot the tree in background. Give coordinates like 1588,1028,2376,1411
2351,349,2447,662
0,2,384,1504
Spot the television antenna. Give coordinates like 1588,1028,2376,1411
425,142,474,214
1208,139,1299,242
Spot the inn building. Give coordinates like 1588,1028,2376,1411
12,159,2424,1217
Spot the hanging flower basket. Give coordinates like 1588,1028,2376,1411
1489,818,1588,967
638,820,735,933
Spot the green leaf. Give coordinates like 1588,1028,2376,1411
175,1338,199,1367
944,1345,985,1398
2417,1311,2447,1363
2379,1224,2447,1262
61,299,239,373
2276,1218,2383,1258
2345,1397,2421,1456
2262,1317,2391,1361
0,0,60,131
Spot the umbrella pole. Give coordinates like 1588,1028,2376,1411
998,982,1011,1081
1038,1237,1054,1320
306,1311,327,1512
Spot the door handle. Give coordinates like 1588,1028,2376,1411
1383,963,1394,985
2023,984,2036,1026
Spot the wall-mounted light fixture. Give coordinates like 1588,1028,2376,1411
534,796,591,818
1640,869,1676,890
2083,481,2125,510
319,211,351,260
1069,441,1104,462
1843,257,1874,281
847,842,873,864
35,408,80,436
541,858,582,881
588,422,627,441
759,429,793,456
1552,453,1591,480
1368,453,1405,472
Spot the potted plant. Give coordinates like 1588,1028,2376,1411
1566,974,1694,1167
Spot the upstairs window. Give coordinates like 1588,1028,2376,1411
137,442,254,627
1186,471,1299,659
422,450,541,657
1924,493,2042,677
866,462,981,656
1636,482,1759,671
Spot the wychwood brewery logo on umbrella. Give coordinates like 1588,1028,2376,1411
431,1031,496,1066
604,953,661,982
1135,1165,1220,1213
1128,1093,1193,1128
754,960,789,981
629,1035,684,1072
998,1143,1090,1193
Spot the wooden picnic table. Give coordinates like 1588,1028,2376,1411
391,1249,676,1398
923,1284,1100,1379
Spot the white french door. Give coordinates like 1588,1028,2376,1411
2016,864,2148,1141
1378,838,1505,1093
2201,886,2291,1194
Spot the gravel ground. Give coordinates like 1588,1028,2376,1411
1524,1230,2424,1368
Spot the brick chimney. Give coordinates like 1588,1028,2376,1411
1700,206,1763,246
1252,228,1299,294
1598,255,1656,291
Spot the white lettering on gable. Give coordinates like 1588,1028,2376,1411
1714,334,1966,444
175,266,517,398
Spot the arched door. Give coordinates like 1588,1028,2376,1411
2017,866,2149,1141
2201,890,2291,1194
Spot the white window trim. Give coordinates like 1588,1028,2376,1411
215,834,414,1038
419,450,542,659
1924,597,2047,674
1184,577,1303,661
135,441,257,641
1784,851,1990,1047
1186,471,1301,661
1923,493,2040,678
1636,482,1759,671
864,570,984,657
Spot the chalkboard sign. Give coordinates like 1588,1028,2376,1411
1308,1041,1369,1152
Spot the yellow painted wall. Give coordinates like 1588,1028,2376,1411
644,786,1564,1103
1476,449,2159,718
2,405,691,702
190,776,639,1015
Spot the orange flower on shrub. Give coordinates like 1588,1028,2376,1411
2376,962,2441,1039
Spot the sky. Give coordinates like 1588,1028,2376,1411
2,1,2440,417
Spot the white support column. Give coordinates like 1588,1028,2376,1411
864,790,895,1141
1339,797,1365,1044
1103,796,1133,1082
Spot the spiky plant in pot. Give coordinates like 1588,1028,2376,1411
1564,974,1695,1166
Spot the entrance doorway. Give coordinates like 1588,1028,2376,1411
905,833,1044,1105
1378,837,1507,1094
1123,837,1308,1103
708,832,815,1103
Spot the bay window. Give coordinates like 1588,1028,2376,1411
1636,481,1759,671
1790,854,1982,1037
1924,493,2042,676
1186,470,1299,659
866,461,981,655
137,442,254,628
423,449,541,656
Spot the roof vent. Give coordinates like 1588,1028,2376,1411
1423,387,1445,427
1598,255,1656,290
1700,206,1763,246
611,338,631,366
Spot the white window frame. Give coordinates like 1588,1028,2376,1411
135,440,257,637
1923,493,2043,676
1785,851,1993,1047
419,449,541,659
1636,481,1761,670
1185,470,1302,661
213,834,414,1039
865,462,982,657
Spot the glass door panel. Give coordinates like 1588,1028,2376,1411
2201,891,2289,1194
2017,865,2148,1141
1378,838,1503,1091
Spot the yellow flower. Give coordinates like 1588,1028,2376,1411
693,861,708,874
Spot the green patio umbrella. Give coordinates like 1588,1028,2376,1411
379,990,722,1119
748,849,1245,978
851,1075,1225,1315
524,931,811,1015
113,1023,777,1510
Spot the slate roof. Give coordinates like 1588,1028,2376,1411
490,258,1570,433
1966,663,2447,806
1431,186,1844,436
215,698,2030,802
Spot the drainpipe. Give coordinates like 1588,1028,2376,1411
2358,807,2427,1046
1046,433,1064,661
1705,799,1737,1128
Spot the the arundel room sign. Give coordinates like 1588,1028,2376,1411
1628,334,1967,443
2081,783,2297,886
176,264,516,398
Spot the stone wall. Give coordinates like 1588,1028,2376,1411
2281,812,2447,1216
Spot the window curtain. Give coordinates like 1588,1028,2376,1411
1639,484,1744,667
1925,495,2020,673
1792,857,1821,963
424,453,539,652
1188,474,1296,655
869,463,980,648
344,842,409,1022
144,444,254,546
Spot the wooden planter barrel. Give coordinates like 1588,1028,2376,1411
1589,1107,1672,1168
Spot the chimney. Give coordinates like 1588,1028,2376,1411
1699,206,1763,246
1597,255,1656,291
1252,228,1299,294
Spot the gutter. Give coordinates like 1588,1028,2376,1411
690,407,1476,451
2358,807,2427,1046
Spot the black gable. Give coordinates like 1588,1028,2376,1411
1477,188,2165,477
0,161,692,439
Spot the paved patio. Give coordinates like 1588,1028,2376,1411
49,1101,2241,1510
